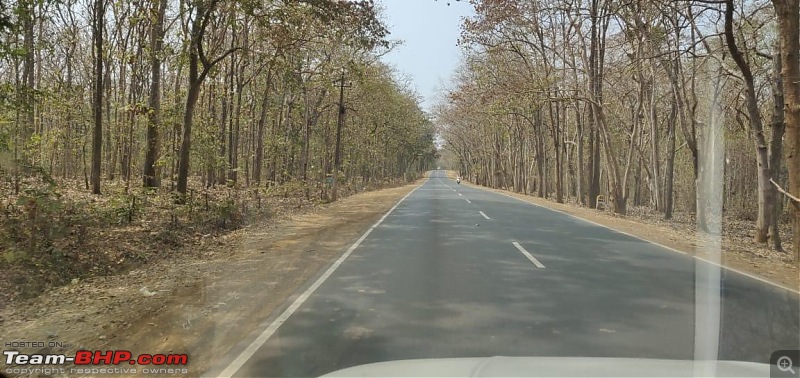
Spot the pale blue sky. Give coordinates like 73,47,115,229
379,0,474,112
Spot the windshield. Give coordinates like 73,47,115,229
0,0,798,377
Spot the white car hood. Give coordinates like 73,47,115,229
322,356,770,377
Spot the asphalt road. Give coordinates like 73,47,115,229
210,170,800,377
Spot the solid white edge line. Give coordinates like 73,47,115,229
512,241,545,269
217,177,429,378
469,184,799,295
479,211,491,220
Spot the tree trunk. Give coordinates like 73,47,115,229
551,96,564,203
144,0,166,188
206,84,217,187
664,92,677,219
664,22,686,219
772,0,799,260
91,0,104,195
254,68,272,185
105,58,114,180
534,110,545,197
648,77,662,212
218,74,229,185
586,0,608,209
21,0,35,160
64,43,74,179
177,77,201,199
575,103,585,205
229,81,243,185
331,70,346,201
725,0,774,244
588,126,600,207
769,43,786,251
177,1,208,199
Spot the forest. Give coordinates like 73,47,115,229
438,0,800,261
0,0,436,300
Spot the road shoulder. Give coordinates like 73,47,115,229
0,180,424,376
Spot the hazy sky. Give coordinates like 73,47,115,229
379,0,475,112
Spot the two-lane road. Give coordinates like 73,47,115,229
209,170,800,377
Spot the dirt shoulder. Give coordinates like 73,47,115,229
0,179,424,377
455,175,798,293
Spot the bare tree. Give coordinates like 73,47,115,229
724,0,784,248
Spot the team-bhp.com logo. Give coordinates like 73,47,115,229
3,350,189,376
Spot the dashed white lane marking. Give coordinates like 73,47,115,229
473,186,798,294
465,199,472,204
479,211,491,220
458,193,462,196
512,242,546,269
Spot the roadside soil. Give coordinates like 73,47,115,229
452,172,799,292
0,178,423,377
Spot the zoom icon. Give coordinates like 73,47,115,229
772,350,800,377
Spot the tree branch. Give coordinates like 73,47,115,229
771,179,800,207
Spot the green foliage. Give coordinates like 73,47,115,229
0,0,436,302
208,196,243,229
0,166,95,298
0,128,9,152
5,168,65,254
103,194,141,225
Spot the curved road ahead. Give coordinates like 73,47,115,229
208,170,800,377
